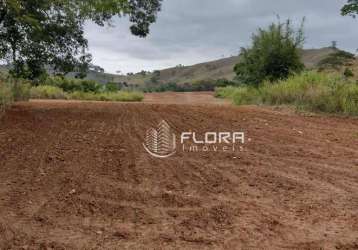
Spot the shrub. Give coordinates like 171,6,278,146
30,86,67,99
0,74,31,115
12,81,31,101
234,19,305,86
344,68,354,78
41,76,102,93
234,20,304,86
215,78,237,88
191,80,216,91
216,71,358,115
79,79,102,93
150,70,161,84
105,82,120,92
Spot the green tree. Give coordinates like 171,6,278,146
0,0,162,79
105,82,120,92
234,19,305,86
344,68,354,78
341,0,358,17
150,70,161,84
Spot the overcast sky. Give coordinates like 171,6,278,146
84,0,357,74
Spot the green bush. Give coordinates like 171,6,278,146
12,81,31,101
234,19,305,86
216,71,358,115
30,85,67,99
41,76,102,93
344,68,354,78
105,82,120,92
0,74,31,114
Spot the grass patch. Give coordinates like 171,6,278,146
0,81,14,112
216,86,261,105
30,85,67,99
143,78,236,93
216,71,358,115
215,86,240,99
69,91,144,102
30,85,144,102
0,74,31,114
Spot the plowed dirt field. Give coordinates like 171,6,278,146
0,92,357,249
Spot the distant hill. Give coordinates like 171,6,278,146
2,47,355,85
110,47,338,86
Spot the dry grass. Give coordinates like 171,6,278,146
216,71,358,115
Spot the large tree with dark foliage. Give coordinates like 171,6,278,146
0,0,162,79
341,0,358,17
234,19,305,86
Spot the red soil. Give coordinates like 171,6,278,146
0,92,357,249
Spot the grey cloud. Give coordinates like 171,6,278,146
85,0,357,73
